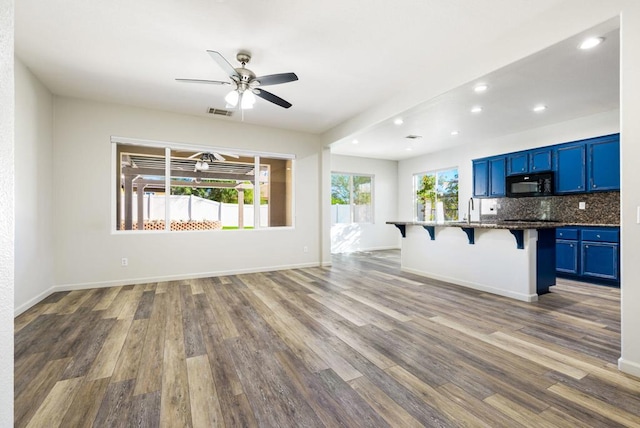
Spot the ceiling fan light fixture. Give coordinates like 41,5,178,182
225,90,239,107
241,90,256,109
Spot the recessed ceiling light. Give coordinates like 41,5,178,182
474,84,488,93
394,118,404,125
352,139,359,144
579,37,604,50
451,130,459,136
471,106,483,113
405,147,413,151
533,105,547,112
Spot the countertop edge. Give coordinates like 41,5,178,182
385,221,620,230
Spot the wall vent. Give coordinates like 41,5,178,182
405,134,423,139
207,107,233,117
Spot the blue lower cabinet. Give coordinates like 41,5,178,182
581,242,618,280
555,226,619,286
556,240,578,274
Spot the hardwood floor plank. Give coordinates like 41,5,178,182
25,377,84,428
179,284,206,358
128,390,161,428
193,294,244,398
548,383,640,427
186,355,224,428
61,318,117,379
159,285,192,428
112,318,149,382
92,379,135,428
133,292,167,396
225,338,323,428
484,393,554,428
86,317,134,380
349,376,423,428
58,377,110,428
91,286,122,311
14,357,72,427
437,382,527,427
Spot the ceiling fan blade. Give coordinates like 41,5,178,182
175,78,230,85
187,152,204,159
256,72,298,86
212,152,226,162
207,50,240,79
254,88,292,109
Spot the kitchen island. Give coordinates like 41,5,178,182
387,220,562,302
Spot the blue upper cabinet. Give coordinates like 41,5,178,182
489,157,506,197
473,159,489,197
554,144,586,193
473,156,506,198
507,148,552,175
589,135,620,191
472,133,619,197
507,152,528,175
529,148,553,172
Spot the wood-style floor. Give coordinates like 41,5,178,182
14,250,640,427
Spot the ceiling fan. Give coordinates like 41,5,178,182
187,151,239,171
176,50,298,109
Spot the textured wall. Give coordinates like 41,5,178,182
0,0,15,424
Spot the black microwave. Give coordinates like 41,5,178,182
506,172,554,197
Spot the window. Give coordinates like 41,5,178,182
414,167,458,221
331,173,373,224
114,139,293,231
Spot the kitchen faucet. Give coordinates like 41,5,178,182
467,197,474,224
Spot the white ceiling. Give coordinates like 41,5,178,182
15,0,618,160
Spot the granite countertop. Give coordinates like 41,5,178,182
385,220,619,230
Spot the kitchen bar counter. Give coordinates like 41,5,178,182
387,220,561,302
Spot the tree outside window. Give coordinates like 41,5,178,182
331,173,373,224
414,168,458,221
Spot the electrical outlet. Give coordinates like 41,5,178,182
579,201,586,210
121,257,128,267
303,246,308,253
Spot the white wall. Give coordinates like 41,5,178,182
0,0,14,423
619,2,640,377
14,59,54,314
330,154,400,253
398,110,620,222
51,97,323,292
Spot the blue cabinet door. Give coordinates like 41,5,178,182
473,160,489,197
507,153,528,175
555,144,586,193
489,157,506,197
581,242,618,280
530,148,553,172
589,137,620,191
556,240,578,274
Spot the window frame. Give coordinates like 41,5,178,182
413,167,459,222
111,136,296,234
330,172,374,225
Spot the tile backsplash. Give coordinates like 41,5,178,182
480,191,619,225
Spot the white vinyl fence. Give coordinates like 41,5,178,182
127,195,268,227
330,204,372,224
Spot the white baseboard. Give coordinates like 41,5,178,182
618,357,640,378
402,267,538,303
15,261,321,317
15,287,55,316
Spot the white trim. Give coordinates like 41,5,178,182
110,135,296,160
14,287,55,317
618,357,640,378
402,266,539,302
